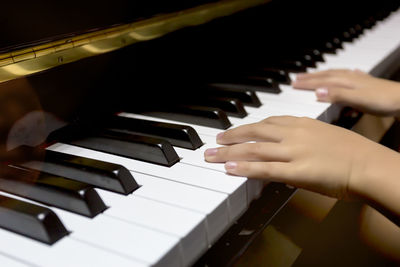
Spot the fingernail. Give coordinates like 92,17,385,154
204,148,218,157
225,161,237,170
316,88,328,98
295,73,307,80
216,132,224,140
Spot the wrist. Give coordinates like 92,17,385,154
386,80,400,117
347,140,395,198
348,143,400,222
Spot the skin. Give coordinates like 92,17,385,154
204,69,400,226
292,69,400,116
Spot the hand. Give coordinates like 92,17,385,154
291,69,400,117
204,116,398,200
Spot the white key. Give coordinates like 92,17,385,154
0,229,147,267
117,114,266,200
99,191,208,266
0,253,32,267
0,192,181,267
47,143,230,245
119,112,222,137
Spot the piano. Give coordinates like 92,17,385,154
0,0,400,266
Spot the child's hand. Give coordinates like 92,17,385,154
292,69,400,117
204,116,397,200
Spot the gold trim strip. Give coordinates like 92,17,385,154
0,0,270,83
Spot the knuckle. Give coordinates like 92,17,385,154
295,116,311,125
292,126,308,138
262,116,276,123
246,143,263,158
249,123,262,136
261,163,277,178
236,161,251,174
217,146,229,158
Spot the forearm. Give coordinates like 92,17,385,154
350,145,400,226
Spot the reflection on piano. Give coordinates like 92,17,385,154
0,0,400,266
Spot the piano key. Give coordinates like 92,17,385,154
46,143,237,243
353,24,364,35
112,114,264,200
0,165,107,217
241,76,282,93
303,48,325,63
20,149,139,194
121,112,224,137
250,68,292,84
54,198,186,266
117,173,231,245
208,81,281,94
319,40,338,54
187,97,248,118
4,179,206,267
281,54,317,68
203,86,262,107
99,191,208,266
140,105,232,129
0,192,179,266
0,253,32,267
107,115,203,150
0,193,68,244
116,113,257,171
0,226,147,267
67,130,180,167
114,114,255,171
246,99,324,119
102,156,248,216
273,59,308,72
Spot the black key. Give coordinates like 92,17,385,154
320,40,337,54
183,96,247,118
363,17,375,29
209,78,281,94
20,150,139,195
66,130,180,167
341,30,353,42
299,54,317,68
281,54,317,68
272,60,307,72
331,37,343,49
348,26,359,38
0,194,69,244
107,116,203,150
353,24,364,35
0,165,107,217
303,49,325,63
142,105,232,130
250,68,291,84
243,76,281,90
203,86,262,107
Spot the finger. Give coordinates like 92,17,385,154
224,161,294,183
294,69,352,80
216,122,286,145
261,115,300,126
353,68,368,75
204,142,290,163
292,75,354,90
315,87,359,104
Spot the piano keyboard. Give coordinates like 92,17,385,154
1,5,400,267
